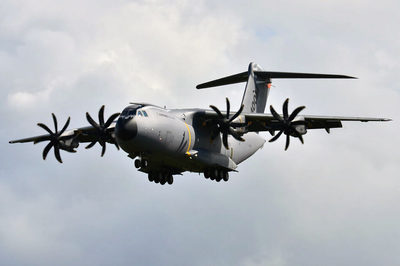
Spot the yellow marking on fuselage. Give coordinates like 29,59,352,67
184,122,192,155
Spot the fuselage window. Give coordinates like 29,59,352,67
142,111,148,117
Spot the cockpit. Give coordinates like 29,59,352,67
120,104,142,118
120,104,150,118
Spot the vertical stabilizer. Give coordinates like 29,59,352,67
241,63,271,113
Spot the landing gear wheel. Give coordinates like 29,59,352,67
134,159,141,168
154,173,160,183
223,172,229,182
204,171,210,179
218,170,225,180
148,172,154,182
160,173,166,185
167,174,173,185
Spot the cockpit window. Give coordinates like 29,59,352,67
121,104,142,117
137,111,143,116
142,110,148,117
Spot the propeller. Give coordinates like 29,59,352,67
208,98,246,149
35,113,74,163
85,105,120,156
269,98,306,150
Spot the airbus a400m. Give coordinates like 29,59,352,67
10,63,390,185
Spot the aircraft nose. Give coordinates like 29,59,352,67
115,116,137,141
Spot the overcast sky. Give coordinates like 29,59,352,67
1,0,399,265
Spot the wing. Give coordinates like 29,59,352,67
9,106,120,162
9,123,116,144
241,113,390,132
199,110,390,133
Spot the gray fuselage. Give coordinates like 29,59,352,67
114,104,265,174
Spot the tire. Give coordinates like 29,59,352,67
141,159,148,168
134,159,141,168
218,170,225,180
223,172,229,182
160,173,166,185
148,172,154,182
154,173,161,183
204,171,210,179
167,175,173,185
214,169,219,178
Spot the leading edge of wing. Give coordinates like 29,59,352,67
243,112,391,122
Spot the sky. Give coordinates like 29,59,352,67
0,0,399,265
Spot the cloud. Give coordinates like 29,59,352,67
1,0,399,266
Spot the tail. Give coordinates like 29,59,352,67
196,62,356,114
241,63,270,113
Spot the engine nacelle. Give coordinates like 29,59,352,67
60,136,80,152
292,116,307,135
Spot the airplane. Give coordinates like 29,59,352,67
9,62,391,185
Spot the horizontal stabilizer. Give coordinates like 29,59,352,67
196,70,356,89
196,71,248,89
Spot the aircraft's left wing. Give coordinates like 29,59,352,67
199,110,390,133
240,113,390,132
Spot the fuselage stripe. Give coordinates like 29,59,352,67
184,122,191,155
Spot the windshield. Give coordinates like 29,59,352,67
121,104,142,118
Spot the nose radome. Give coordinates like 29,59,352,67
115,116,137,141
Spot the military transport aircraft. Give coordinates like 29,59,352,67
10,63,390,185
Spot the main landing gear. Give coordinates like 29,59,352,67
148,172,173,185
134,158,174,185
204,169,229,182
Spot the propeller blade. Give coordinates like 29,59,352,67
285,134,290,151
226,97,230,119
270,105,283,122
269,130,283,142
99,105,105,126
86,112,100,129
229,128,245,141
37,123,54,135
104,113,120,128
101,143,106,157
283,98,289,121
54,145,63,163
52,113,58,133
229,104,244,123
85,140,97,149
288,106,305,121
210,105,224,119
59,117,71,135
42,141,53,160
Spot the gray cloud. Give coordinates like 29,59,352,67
1,0,399,265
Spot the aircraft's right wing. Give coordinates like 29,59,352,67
9,106,120,163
